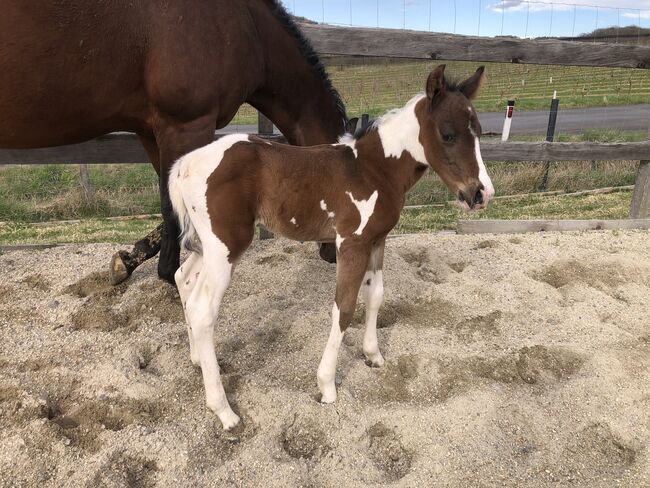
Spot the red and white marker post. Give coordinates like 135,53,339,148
501,100,515,141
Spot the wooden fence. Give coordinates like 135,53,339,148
1,24,649,226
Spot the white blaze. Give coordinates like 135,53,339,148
346,190,378,235
474,137,495,199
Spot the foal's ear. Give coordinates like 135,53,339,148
459,66,485,100
425,64,446,102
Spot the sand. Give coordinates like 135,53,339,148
0,230,648,487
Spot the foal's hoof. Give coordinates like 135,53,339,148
318,243,337,264
109,251,130,285
217,409,241,431
364,354,385,368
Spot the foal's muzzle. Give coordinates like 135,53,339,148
457,184,490,211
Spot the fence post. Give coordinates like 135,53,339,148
629,128,650,219
539,91,559,191
258,111,274,137
257,110,275,240
79,164,94,201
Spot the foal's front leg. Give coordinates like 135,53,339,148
317,243,370,403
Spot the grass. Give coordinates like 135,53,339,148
230,60,650,124
0,128,641,223
0,192,632,245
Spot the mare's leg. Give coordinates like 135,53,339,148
185,247,240,429
109,135,163,285
317,241,371,403
155,118,216,284
174,252,203,366
362,239,386,368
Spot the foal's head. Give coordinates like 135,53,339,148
417,65,495,210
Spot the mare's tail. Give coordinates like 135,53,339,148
168,156,202,254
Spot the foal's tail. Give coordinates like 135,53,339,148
168,156,202,255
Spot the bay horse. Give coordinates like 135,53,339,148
169,65,494,430
0,0,345,284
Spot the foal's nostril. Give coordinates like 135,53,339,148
474,188,483,205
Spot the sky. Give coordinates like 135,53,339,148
281,0,650,38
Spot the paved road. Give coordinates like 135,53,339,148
219,104,650,137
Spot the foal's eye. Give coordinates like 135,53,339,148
441,133,455,143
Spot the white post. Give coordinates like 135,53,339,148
501,100,515,142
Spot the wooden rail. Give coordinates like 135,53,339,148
1,134,648,165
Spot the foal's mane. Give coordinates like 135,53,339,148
262,0,347,123
349,77,464,141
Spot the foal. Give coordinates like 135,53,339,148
169,65,494,430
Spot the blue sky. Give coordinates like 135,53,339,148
281,0,650,38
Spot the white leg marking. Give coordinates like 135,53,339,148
320,200,335,218
317,303,343,403
474,137,495,202
185,247,239,430
175,252,203,366
346,190,379,235
362,270,385,367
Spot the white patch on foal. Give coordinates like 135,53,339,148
346,190,378,235
376,94,427,165
320,199,335,218
290,216,298,226
337,133,358,158
317,303,343,403
335,232,345,251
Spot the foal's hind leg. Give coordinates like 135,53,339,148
362,240,386,368
174,252,203,366
185,249,239,430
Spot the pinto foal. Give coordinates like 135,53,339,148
169,65,494,430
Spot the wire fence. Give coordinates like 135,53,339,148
284,1,650,40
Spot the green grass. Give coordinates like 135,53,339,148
230,60,650,124
396,192,632,234
0,192,632,245
0,128,641,223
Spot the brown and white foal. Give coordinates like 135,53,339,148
169,65,494,430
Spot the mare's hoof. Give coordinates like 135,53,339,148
319,243,337,264
109,251,130,285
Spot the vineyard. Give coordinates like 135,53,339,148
232,60,650,124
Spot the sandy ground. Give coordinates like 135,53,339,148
0,231,648,487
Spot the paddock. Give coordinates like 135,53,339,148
0,231,648,486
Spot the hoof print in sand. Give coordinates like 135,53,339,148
474,239,498,250
20,273,51,291
90,452,157,488
367,423,412,480
255,253,289,266
452,310,502,341
531,259,650,295
48,398,167,453
64,271,123,298
558,422,639,482
515,345,583,384
282,416,330,459
448,261,468,273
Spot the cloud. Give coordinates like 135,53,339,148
487,0,650,14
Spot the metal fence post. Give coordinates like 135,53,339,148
539,91,559,191
630,128,650,218
258,110,275,240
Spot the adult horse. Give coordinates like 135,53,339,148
0,0,345,283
